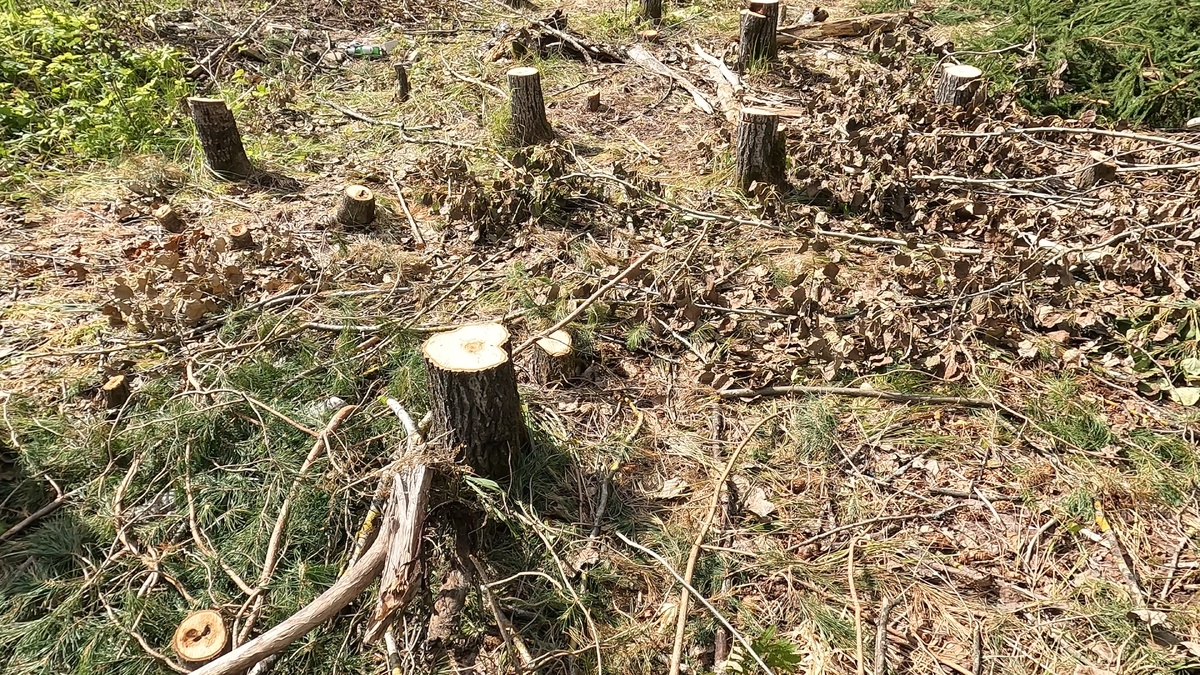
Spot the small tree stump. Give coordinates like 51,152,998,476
101,374,130,409
172,609,228,666
738,9,776,72
394,63,410,102
734,107,786,192
585,91,602,113
748,0,780,26
227,223,255,250
423,324,529,479
934,64,984,108
531,330,579,385
336,185,376,226
638,29,661,42
187,97,254,180
1076,150,1119,188
153,204,185,234
507,67,554,146
639,0,662,23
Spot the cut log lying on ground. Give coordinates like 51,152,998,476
628,44,715,114
778,10,909,40
493,10,625,63
173,610,228,666
934,64,984,108
188,97,254,180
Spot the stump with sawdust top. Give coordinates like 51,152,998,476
423,324,528,479
173,609,228,666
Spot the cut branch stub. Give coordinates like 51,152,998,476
748,0,780,26
336,185,376,226
531,329,580,386
173,610,228,665
507,67,554,146
738,9,776,71
734,107,786,192
639,0,663,23
423,323,529,479
394,63,410,102
187,97,254,180
934,64,984,108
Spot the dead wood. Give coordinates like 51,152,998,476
335,185,376,226
188,98,254,180
735,107,786,191
934,64,984,108
718,384,997,407
394,62,410,102
627,45,714,114
738,10,776,71
153,204,185,233
779,10,909,38
173,610,228,665
507,67,555,146
101,374,131,409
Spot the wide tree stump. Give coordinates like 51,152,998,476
153,204,185,234
423,324,529,479
935,64,983,108
394,63,410,102
639,0,662,23
187,98,254,180
738,9,776,71
735,107,786,192
227,223,255,250
748,0,780,26
507,67,554,146
336,185,376,226
531,330,579,385
173,609,228,666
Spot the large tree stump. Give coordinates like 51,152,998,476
748,0,780,26
187,98,254,180
173,610,228,666
423,324,528,479
336,185,376,226
738,9,776,72
531,330,580,386
734,107,786,192
507,67,554,146
934,64,984,108
639,0,662,23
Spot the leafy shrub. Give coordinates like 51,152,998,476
0,6,192,190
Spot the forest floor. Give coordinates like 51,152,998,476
2,0,1200,674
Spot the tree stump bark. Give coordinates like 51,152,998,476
531,330,579,386
934,64,983,108
336,185,376,226
423,324,529,479
748,0,780,26
735,107,786,192
173,610,228,666
187,98,254,180
639,0,662,23
507,67,554,146
153,204,185,233
101,374,130,409
1076,150,1119,188
738,9,776,72
584,91,602,113
394,63,410,102
227,223,255,250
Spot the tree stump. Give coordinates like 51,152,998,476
531,330,579,386
187,98,254,180
101,374,130,409
734,107,786,192
1075,150,1119,188
173,610,228,666
934,64,984,108
738,9,776,72
423,324,529,479
585,91,602,113
227,223,255,250
639,0,662,23
394,63,410,102
336,185,376,226
153,204,185,233
748,0,780,26
638,29,661,42
507,67,554,146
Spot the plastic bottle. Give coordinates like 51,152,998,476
345,39,398,58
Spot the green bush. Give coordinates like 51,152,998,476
0,6,192,190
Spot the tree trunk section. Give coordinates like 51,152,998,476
173,610,228,667
336,185,376,226
585,91,602,113
639,0,662,23
187,97,254,180
748,0,780,26
507,67,554,146
394,63,410,102
227,223,255,250
530,329,579,386
934,64,983,108
738,9,776,72
153,204,185,233
102,374,130,409
735,107,786,192
423,324,528,479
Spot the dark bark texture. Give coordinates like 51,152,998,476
507,67,554,146
639,0,662,22
735,108,786,192
188,97,254,180
934,66,983,108
738,10,776,71
336,185,376,226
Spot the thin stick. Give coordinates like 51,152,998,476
514,250,655,356
874,596,899,675
850,538,865,675
788,504,963,550
469,554,533,673
917,125,1200,153
614,530,775,675
404,251,505,329
387,169,425,248
668,412,781,675
0,484,83,541
718,385,996,408
100,595,190,673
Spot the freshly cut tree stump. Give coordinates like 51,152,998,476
423,324,529,479
394,63,410,102
227,223,255,250
173,610,228,666
187,98,254,180
748,0,780,26
639,0,662,23
101,374,130,409
531,330,579,385
734,107,786,192
336,185,376,226
585,91,602,112
153,204,185,233
638,29,661,42
738,9,776,72
507,67,554,146
1076,150,1119,188
934,64,983,108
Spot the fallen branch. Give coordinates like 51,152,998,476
388,169,425,248
718,385,996,408
0,479,83,542
787,503,963,551
627,44,714,114
916,126,1200,153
